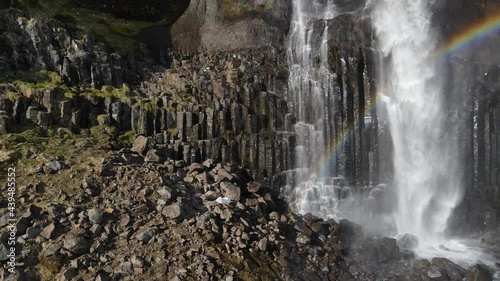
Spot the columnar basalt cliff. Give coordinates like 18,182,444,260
326,13,381,187
0,2,382,189
1,1,500,279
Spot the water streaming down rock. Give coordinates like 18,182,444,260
372,0,464,250
285,0,339,217
284,0,389,230
285,0,497,265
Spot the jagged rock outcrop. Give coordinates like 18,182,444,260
134,49,292,183
1,0,500,239
0,46,292,185
170,0,292,53
0,8,152,86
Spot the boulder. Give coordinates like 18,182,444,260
40,223,57,239
396,233,419,250
247,181,261,193
368,237,400,263
162,203,183,220
63,234,91,256
88,208,104,224
220,182,241,201
145,149,162,163
431,257,466,281
131,135,149,155
467,264,493,281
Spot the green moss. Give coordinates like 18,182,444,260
117,130,136,147
64,91,76,99
100,85,132,102
57,7,156,52
135,98,158,112
80,85,131,103
90,125,117,138
6,91,21,102
0,70,61,91
221,0,244,17
96,114,111,126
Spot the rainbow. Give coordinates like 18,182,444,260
311,93,387,179
433,10,500,60
308,10,500,180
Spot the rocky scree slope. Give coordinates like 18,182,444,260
0,127,496,281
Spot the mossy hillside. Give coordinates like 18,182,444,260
0,70,70,103
13,0,163,52
0,71,134,105
80,84,132,103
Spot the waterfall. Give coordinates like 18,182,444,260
285,0,497,266
285,0,339,218
373,0,464,250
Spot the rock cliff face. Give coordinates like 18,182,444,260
1,1,500,280
0,4,377,189
0,9,152,86
326,13,382,186
1,0,499,235
170,0,292,52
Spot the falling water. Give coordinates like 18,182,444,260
371,0,500,265
285,0,497,266
285,0,338,216
372,0,464,254
285,0,389,231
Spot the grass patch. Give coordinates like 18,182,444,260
135,98,158,112
0,70,61,89
117,130,136,147
80,85,132,103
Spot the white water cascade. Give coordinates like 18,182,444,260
285,0,339,217
372,0,471,261
285,0,497,266
285,0,390,233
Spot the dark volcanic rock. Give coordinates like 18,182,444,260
396,233,419,250
368,237,400,263
467,264,493,281
63,234,92,256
